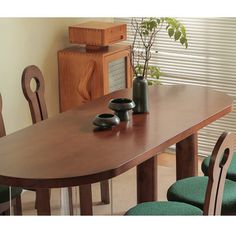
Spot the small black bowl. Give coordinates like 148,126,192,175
108,98,135,121
93,113,120,129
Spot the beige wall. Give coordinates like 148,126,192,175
0,18,112,134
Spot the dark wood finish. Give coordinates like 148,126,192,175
36,189,51,215
21,65,48,123
58,44,132,112
203,132,235,215
0,85,232,188
176,133,198,180
0,94,22,215
137,156,157,203
13,195,22,215
69,21,127,46
79,184,92,215
0,85,232,215
100,180,110,204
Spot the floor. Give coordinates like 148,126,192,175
20,153,203,215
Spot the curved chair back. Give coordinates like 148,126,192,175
204,131,235,215
0,94,6,138
21,65,48,123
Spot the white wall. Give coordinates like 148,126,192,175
0,18,112,134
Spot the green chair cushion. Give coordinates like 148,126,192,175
0,185,22,204
167,176,236,215
202,152,236,181
125,201,203,215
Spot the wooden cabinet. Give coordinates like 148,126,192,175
58,44,132,112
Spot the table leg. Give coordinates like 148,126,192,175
36,189,51,215
176,133,198,180
100,180,110,204
137,155,157,204
79,184,93,215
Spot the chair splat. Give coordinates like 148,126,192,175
21,65,48,123
204,131,235,215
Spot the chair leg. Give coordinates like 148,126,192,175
35,192,38,209
100,180,110,204
13,195,22,215
67,187,74,215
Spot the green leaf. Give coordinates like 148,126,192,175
149,20,157,30
165,18,179,29
148,80,154,85
168,28,174,37
142,29,149,36
180,36,186,45
147,65,161,79
134,64,143,76
174,30,181,41
185,41,188,48
181,25,186,36
156,18,161,24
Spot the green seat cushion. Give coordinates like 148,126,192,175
125,201,203,215
167,176,236,215
0,185,22,204
202,152,236,181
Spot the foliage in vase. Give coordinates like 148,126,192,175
131,17,188,85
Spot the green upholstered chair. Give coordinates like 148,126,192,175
0,94,23,215
167,132,236,215
126,132,235,216
202,151,236,181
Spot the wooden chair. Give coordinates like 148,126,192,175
201,140,236,212
0,94,23,215
126,131,235,215
167,131,236,215
21,65,110,215
202,155,236,181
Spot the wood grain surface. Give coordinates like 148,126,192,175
0,85,232,189
58,44,132,112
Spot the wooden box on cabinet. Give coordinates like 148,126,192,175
58,44,132,112
69,21,127,46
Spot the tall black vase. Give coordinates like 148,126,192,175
132,76,149,113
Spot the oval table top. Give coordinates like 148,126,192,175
0,85,233,188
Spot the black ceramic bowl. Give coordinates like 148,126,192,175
109,98,135,111
93,113,120,129
108,98,135,121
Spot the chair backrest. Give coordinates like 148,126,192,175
21,65,48,124
203,131,235,215
0,94,6,138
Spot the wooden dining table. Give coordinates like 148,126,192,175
0,84,233,215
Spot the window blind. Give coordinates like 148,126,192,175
115,17,236,156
